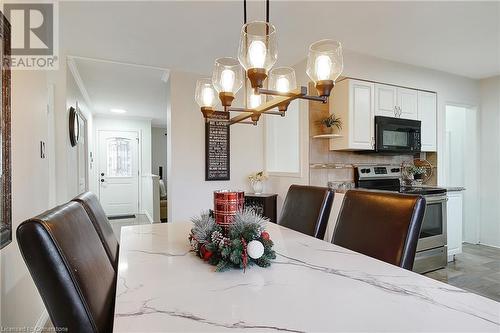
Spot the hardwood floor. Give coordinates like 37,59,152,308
424,243,500,302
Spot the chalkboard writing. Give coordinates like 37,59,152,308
205,111,230,180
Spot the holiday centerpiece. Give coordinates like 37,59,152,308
189,191,276,272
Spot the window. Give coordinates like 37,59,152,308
265,100,300,175
107,138,133,177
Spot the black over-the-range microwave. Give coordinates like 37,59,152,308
374,116,421,154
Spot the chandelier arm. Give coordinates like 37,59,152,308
229,113,252,125
227,107,252,113
266,0,269,23
298,95,328,103
258,86,328,103
243,0,247,24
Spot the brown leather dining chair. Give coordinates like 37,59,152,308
17,202,116,332
332,190,426,270
72,191,119,270
278,185,334,239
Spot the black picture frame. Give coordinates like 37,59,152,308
0,12,12,249
205,111,230,181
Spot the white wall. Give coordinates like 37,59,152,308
151,127,167,179
167,71,264,222
479,76,500,247
1,71,49,327
92,116,152,215
66,65,94,195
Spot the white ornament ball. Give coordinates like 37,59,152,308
247,240,265,259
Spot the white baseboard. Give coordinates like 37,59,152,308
479,242,500,249
33,309,50,331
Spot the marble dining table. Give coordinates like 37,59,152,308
113,222,500,332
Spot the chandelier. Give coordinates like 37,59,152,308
195,1,343,126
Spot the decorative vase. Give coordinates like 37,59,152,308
252,181,264,194
213,190,245,228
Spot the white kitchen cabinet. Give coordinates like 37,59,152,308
375,84,397,117
330,79,375,151
329,78,436,152
375,84,418,120
417,91,437,152
447,191,463,262
397,87,418,120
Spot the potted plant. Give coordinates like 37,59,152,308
318,114,342,134
408,165,427,180
248,171,268,194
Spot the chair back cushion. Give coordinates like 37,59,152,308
72,192,119,269
17,202,116,332
278,185,334,239
333,190,426,270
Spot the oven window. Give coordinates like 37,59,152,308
420,202,443,238
382,130,408,147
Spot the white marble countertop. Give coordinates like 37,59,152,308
113,223,500,332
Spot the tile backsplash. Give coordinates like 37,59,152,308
309,138,414,187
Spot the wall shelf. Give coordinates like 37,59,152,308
312,134,343,139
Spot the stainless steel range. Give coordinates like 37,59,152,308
354,165,447,273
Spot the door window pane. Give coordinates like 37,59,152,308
107,138,132,177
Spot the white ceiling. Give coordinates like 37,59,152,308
60,1,499,80
71,57,169,126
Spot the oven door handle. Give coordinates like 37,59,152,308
425,195,448,203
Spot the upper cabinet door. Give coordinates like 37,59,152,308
350,80,375,150
418,91,437,152
375,84,397,117
397,88,418,120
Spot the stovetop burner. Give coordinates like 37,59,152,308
354,165,447,196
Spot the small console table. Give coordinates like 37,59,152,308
245,193,278,223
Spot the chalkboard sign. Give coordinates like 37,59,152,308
205,111,230,181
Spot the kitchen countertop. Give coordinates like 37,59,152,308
443,186,466,192
412,185,466,192
113,222,499,332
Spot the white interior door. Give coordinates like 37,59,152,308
445,105,479,244
98,130,139,216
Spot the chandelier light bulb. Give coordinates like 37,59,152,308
276,77,290,93
220,69,236,92
248,40,267,69
269,67,297,94
315,55,333,81
201,86,215,107
195,79,217,108
249,93,262,109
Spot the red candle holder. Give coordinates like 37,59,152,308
214,190,245,228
